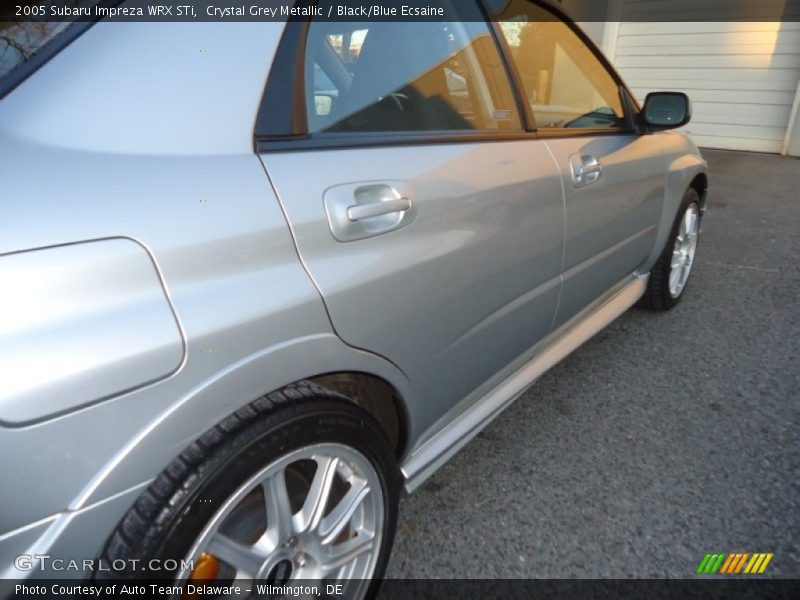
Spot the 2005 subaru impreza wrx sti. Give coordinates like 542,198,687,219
0,0,706,595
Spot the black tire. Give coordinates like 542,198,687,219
638,187,702,311
94,381,399,598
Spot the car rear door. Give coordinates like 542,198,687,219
492,1,667,327
259,6,565,438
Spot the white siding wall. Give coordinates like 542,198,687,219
612,21,800,153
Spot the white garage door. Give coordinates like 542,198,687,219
613,21,800,152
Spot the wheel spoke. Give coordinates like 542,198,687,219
295,456,338,533
206,532,264,578
318,477,369,544
687,206,700,241
669,265,680,293
671,250,681,268
320,531,375,576
263,471,294,544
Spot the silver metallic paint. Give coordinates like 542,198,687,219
543,135,667,326
262,141,566,450
402,273,648,491
0,238,185,425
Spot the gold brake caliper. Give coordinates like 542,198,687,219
187,551,220,582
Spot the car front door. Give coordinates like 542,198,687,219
492,1,667,326
259,6,565,441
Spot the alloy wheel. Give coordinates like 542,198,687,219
180,443,385,597
669,202,700,298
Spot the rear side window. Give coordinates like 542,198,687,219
304,2,521,133
491,0,626,131
0,20,70,85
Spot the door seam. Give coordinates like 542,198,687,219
256,155,410,378
542,139,568,332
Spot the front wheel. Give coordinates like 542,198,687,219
95,383,399,600
639,187,702,311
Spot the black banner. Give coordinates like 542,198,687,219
1,579,799,600
3,0,800,23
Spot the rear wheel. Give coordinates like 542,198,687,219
95,383,399,600
639,188,702,311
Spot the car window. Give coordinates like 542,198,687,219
491,0,626,131
304,2,521,133
0,19,70,86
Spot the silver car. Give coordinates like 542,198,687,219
0,1,707,595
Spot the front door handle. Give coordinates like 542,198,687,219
347,196,411,221
569,154,603,187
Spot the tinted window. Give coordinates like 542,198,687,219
0,19,69,85
492,1,626,130
304,3,521,133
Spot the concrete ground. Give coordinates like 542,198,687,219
385,149,800,578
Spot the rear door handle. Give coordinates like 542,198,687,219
324,182,417,242
569,154,603,187
347,197,411,221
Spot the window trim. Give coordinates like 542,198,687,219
476,0,534,132
257,129,537,153
254,0,644,151
255,18,311,141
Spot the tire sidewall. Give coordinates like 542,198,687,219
133,399,398,596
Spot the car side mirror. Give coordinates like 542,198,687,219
642,92,691,130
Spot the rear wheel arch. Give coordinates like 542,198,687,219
308,372,410,461
94,381,400,588
76,335,416,510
